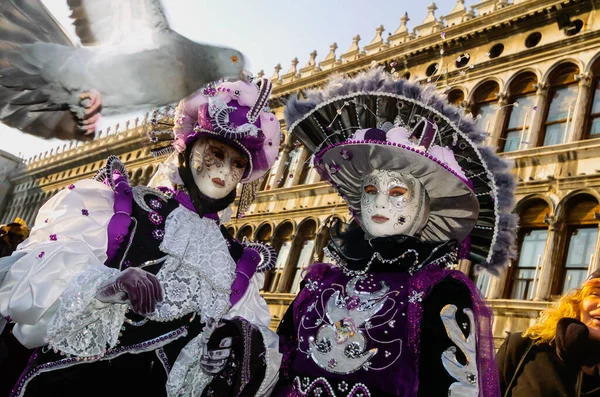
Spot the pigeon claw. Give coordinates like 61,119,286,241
79,89,102,117
78,113,101,136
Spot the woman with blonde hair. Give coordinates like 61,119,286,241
497,270,600,396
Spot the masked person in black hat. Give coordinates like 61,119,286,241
272,68,518,397
498,269,600,396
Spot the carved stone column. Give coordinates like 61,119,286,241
590,213,600,275
488,268,509,299
535,215,560,301
266,146,291,189
459,100,473,115
489,93,509,149
568,73,593,142
1,205,13,223
305,160,321,184
284,147,309,188
527,82,550,148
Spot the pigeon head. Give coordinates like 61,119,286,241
191,45,246,84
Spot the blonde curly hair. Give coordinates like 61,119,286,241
523,282,596,345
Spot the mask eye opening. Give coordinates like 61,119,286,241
363,185,377,195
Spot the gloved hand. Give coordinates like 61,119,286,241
200,318,232,375
200,336,232,374
96,267,163,315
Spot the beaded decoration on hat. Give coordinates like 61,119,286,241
147,76,280,184
146,76,281,217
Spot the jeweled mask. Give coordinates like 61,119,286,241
190,138,247,199
360,170,430,238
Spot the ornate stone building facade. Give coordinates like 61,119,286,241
2,0,600,344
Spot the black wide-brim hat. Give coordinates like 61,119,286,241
285,68,518,274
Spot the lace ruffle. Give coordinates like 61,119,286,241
166,328,214,397
46,265,125,357
148,206,236,322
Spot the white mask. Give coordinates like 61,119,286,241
359,170,429,238
190,138,247,199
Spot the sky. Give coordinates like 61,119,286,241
0,0,474,160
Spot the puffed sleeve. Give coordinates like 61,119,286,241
0,179,119,348
224,272,282,396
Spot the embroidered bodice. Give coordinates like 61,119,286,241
293,266,416,396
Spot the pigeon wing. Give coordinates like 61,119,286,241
0,0,79,140
67,0,170,49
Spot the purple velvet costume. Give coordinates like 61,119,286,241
274,260,499,397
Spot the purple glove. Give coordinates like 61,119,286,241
96,267,163,315
230,248,260,306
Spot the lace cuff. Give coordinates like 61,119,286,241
166,329,214,397
46,265,127,358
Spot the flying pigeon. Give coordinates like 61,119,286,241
0,0,246,140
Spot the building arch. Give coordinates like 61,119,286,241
551,193,600,295
498,71,539,152
225,225,236,236
585,51,600,74
139,166,156,186
236,224,254,241
131,168,143,186
253,221,274,243
555,189,600,222
537,62,581,147
503,197,553,299
583,56,600,139
283,218,318,294
504,68,542,93
264,220,296,292
468,79,502,135
295,216,320,239
541,59,584,85
446,87,467,107
514,194,555,216
273,220,296,244
467,78,503,103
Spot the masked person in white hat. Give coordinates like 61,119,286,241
272,68,517,397
0,78,282,397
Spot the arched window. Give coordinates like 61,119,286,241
505,199,550,300
259,175,269,191
265,139,287,190
300,156,322,185
265,222,294,292
254,223,273,244
499,72,538,152
471,81,500,133
236,225,253,242
540,63,580,146
139,166,155,186
131,169,143,186
555,195,600,294
287,219,317,294
447,88,465,107
585,58,600,138
316,216,344,264
282,145,305,188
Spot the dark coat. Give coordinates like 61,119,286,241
497,321,600,397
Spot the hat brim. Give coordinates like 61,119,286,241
316,141,479,243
